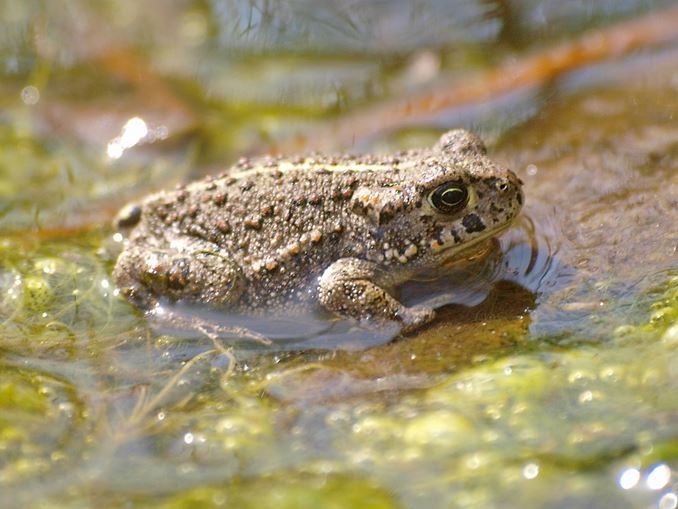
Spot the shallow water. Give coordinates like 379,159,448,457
1,2,678,508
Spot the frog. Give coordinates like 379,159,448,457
112,129,523,334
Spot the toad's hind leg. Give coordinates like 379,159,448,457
113,245,246,309
114,245,268,343
317,258,435,333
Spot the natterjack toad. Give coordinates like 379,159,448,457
113,129,523,333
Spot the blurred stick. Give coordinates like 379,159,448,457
274,4,678,153
95,48,193,116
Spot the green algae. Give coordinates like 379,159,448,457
0,236,138,356
0,367,85,485
151,474,398,509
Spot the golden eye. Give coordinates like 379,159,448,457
429,182,468,213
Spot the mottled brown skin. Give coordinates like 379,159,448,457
113,130,523,332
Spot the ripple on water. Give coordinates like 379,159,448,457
499,205,572,297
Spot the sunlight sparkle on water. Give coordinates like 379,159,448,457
522,462,539,480
107,117,148,159
578,390,594,403
646,463,671,490
659,493,678,509
618,467,640,490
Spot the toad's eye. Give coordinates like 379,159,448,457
429,182,468,213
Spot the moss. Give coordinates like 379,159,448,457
154,475,398,509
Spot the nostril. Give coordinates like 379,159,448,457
506,170,523,187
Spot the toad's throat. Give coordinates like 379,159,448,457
439,221,514,262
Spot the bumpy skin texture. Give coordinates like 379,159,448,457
113,130,523,332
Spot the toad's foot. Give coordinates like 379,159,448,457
318,258,437,333
149,306,272,346
397,305,436,334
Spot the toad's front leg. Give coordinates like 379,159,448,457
317,258,435,332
